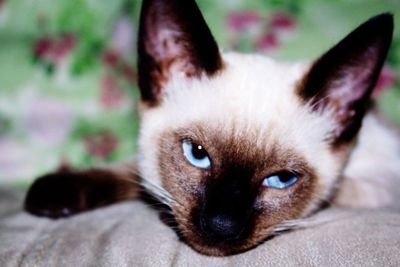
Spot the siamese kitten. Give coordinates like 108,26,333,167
25,0,400,256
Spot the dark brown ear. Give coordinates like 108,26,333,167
137,0,223,105
298,13,393,146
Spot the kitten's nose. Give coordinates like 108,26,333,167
202,213,244,239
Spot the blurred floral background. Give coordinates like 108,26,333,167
0,0,399,188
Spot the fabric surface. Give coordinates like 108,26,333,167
1,189,400,267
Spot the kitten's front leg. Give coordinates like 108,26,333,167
24,160,140,219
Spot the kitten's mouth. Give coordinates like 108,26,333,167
190,208,262,255
141,183,270,256
148,202,260,256
162,206,264,256
183,218,263,256
199,214,247,241
194,209,252,243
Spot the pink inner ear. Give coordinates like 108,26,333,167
334,65,374,102
323,63,376,140
145,16,198,92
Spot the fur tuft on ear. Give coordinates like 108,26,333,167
137,0,223,105
298,13,393,146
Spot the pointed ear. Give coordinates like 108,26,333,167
137,0,223,105
298,13,393,146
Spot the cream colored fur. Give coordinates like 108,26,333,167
336,113,400,210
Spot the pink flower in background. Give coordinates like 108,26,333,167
32,33,77,66
51,33,76,64
102,48,136,80
84,130,118,159
60,33,76,50
50,33,77,64
102,50,120,67
0,0,4,10
33,37,52,59
227,11,260,32
23,98,74,145
255,32,280,52
122,64,136,83
373,66,397,97
227,10,296,53
100,75,125,109
269,12,296,32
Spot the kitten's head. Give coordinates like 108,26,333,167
136,0,393,256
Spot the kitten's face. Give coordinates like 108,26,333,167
138,55,344,255
136,0,392,256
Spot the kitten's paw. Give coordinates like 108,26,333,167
24,172,85,219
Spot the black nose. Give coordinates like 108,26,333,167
202,213,244,240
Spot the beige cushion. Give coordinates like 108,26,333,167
1,188,399,267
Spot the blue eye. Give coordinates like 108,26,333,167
182,140,211,169
262,172,298,189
